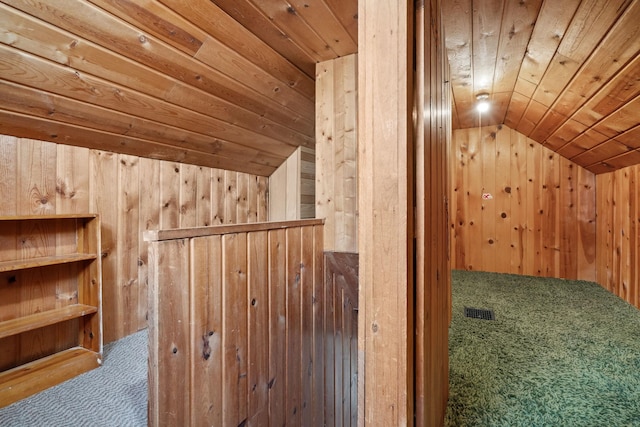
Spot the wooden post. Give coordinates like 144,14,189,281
357,1,413,425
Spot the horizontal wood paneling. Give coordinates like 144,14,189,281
596,166,640,309
0,0,346,176
450,125,597,281
0,134,268,344
146,220,325,426
316,54,358,253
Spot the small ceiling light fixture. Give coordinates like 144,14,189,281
476,93,490,113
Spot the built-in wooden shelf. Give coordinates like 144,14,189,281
0,347,101,408
0,214,102,408
0,304,99,340
0,253,97,273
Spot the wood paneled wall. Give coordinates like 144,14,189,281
324,251,358,427
0,134,268,343
316,54,358,253
146,220,325,426
414,1,452,425
358,1,413,424
596,166,640,309
450,125,597,281
268,146,316,221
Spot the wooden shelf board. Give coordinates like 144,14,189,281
0,304,98,339
0,253,97,273
0,214,97,221
0,347,101,408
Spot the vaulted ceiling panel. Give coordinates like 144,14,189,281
443,0,640,173
0,0,357,176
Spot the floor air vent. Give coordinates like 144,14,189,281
464,307,495,321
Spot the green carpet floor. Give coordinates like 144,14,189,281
446,270,640,427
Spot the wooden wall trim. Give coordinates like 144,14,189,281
144,219,323,242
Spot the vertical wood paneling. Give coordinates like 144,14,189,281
116,155,139,342
222,232,248,426
179,164,198,228
316,54,358,252
300,226,314,426
268,147,316,221
147,238,190,427
597,166,640,309
450,124,597,280
248,231,269,426
414,1,452,425
138,158,160,330
189,236,223,427
312,226,325,427
510,129,527,274
285,227,302,425
324,251,359,427
268,228,287,427
90,150,119,343
0,134,268,344
224,170,238,225
358,0,413,425
146,221,325,426
160,162,181,230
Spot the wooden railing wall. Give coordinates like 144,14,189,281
596,166,640,310
146,220,332,426
450,125,597,281
0,135,268,344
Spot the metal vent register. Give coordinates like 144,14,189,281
464,306,495,321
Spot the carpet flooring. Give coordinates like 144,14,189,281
0,329,147,427
446,270,640,427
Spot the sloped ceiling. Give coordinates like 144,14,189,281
0,0,357,176
443,0,640,174
1,1,639,176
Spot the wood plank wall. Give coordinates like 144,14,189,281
324,251,358,427
358,1,413,425
0,134,268,344
596,166,640,310
268,146,316,221
450,125,597,281
414,1,452,425
316,54,358,253
146,220,325,426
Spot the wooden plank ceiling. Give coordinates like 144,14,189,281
0,0,357,176
2,1,639,176
443,0,640,174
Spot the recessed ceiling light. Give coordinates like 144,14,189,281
476,93,490,113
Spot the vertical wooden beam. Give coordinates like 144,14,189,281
358,1,413,425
